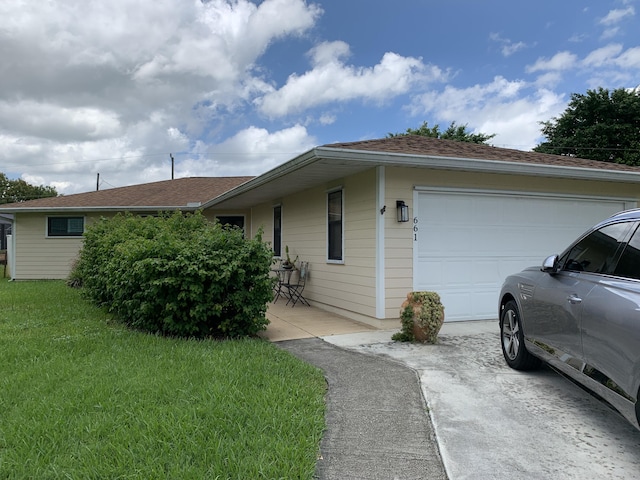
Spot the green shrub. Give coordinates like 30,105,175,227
71,212,274,338
392,291,444,343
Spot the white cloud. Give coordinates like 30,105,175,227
582,43,624,67
256,41,446,117
177,125,316,177
615,46,640,68
599,6,635,38
0,101,122,141
526,51,579,73
599,6,635,26
489,33,527,57
409,77,566,150
0,0,323,193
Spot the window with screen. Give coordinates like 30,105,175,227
47,217,84,237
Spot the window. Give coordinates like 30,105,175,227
327,189,343,262
47,217,84,237
215,215,245,230
614,224,640,280
273,205,282,257
561,222,633,274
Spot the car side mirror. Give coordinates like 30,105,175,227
542,254,559,274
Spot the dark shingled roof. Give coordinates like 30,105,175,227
1,176,254,210
323,135,640,173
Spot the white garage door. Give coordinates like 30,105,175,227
414,189,632,321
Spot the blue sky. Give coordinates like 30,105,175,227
1,0,638,194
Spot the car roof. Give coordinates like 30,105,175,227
598,208,640,226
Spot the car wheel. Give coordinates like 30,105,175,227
500,300,541,370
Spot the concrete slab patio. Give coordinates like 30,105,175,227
262,303,640,479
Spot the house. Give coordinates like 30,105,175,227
3,136,640,326
0,177,253,280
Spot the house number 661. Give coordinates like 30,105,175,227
413,217,418,241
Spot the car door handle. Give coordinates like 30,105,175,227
567,294,582,304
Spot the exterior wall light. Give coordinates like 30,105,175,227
396,200,409,222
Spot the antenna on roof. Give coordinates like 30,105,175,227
170,153,174,180
96,172,100,191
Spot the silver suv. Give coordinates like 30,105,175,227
499,209,640,429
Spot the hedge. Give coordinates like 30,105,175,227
69,212,274,338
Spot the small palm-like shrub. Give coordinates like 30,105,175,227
70,212,274,338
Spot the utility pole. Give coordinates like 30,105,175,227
170,153,174,180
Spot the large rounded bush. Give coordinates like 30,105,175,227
71,212,274,338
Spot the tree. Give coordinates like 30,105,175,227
388,121,496,144
534,87,640,165
0,173,57,204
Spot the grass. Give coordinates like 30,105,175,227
0,280,326,479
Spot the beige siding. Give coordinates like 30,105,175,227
13,209,254,280
384,168,415,319
248,169,379,320
13,213,106,280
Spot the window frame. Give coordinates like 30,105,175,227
327,187,344,263
46,216,85,238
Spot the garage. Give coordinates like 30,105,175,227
413,188,633,321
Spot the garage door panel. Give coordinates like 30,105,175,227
415,191,629,321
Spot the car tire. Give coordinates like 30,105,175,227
500,300,541,370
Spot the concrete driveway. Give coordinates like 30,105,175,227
324,321,640,479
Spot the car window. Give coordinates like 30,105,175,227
561,222,634,274
613,224,640,280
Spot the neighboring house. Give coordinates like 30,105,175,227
4,136,640,326
0,214,12,250
0,177,253,281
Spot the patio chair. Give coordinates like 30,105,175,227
272,262,295,303
284,261,310,307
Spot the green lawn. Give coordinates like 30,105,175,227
0,280,326,479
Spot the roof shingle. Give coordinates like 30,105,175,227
0,177,254,210
324,136,640,173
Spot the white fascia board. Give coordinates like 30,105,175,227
314,147,640,184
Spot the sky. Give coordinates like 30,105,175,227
1,0,639,195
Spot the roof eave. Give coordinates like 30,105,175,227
0,205,201,214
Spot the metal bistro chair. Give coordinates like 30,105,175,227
284,261,310,307
272,263,295,304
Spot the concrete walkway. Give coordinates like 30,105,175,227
264,302,447,479
262,302,640,480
